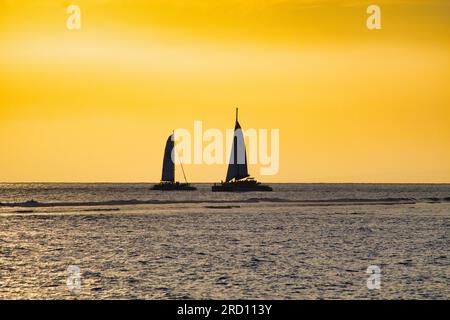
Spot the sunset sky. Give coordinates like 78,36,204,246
0,0,449,182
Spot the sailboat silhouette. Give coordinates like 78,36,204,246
212,108,273,192
151,132,197,191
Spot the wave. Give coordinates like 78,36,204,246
1,196,449,209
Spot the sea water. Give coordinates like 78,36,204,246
0,183,448,299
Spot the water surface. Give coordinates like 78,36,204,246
0,183,448,299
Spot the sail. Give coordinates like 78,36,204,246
225,111,249,182
161,134,175,182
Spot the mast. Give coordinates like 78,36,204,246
172,130,176,182
233,107,239,180
172,131,176,182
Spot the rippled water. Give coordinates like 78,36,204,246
0,184,449,299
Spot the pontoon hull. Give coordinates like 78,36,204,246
151,183,197,191
212,181,272,192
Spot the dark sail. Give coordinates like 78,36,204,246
161,134,175,182
225,109,249,182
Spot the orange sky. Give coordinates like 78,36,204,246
0,0,449,182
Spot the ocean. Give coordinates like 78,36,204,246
0,183,448,299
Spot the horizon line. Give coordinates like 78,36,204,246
1,181,450,185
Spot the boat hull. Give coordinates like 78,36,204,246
212,182,272,192
151,183,197,191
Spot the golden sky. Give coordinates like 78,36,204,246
0,0,449,182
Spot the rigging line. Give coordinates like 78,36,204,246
174,143,188,184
